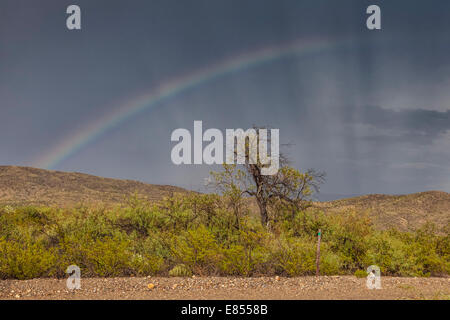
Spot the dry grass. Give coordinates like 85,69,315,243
314,191,450,232
0,166,187,208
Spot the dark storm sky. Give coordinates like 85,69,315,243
1,0,449,197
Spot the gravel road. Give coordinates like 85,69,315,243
1,276,449,300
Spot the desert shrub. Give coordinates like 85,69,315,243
169,264,192,277
130,253,163,275
182,194,222,226
128,235,168,275
271,237,316,276
2,205,15,214
320,248,344,275
0,206,53,240
365,231,421,276
208,210,241,245
354,270,368,278
365,231,395,274
0,236,57,279
221,218,271,275
170,225,220,274
412,223,450,276
59,234,132,277
112,205,165,237
219,244,248,275
385,235,426,276
326,210,372,272
220,243,269,276
365,226,450,277
280,209,328,238
0,199,447,279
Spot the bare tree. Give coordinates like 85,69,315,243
209,127,325,228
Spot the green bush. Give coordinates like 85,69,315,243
220,243,269,276
59,234,133,277
354,270,368,278
0,237,57,279
170,225,220,274
131,253,163,275
169,264,192,277
326,210,372,272
272,237,316,276
320,250,344,275
0,195,448,279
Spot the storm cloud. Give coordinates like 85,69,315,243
341,106,450,143
0,0,449,197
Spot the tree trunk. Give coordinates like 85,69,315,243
256,198,269,227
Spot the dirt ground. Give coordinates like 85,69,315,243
1,276,449,300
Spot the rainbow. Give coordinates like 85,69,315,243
33,37,348,169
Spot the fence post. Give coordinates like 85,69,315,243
316,229,322,276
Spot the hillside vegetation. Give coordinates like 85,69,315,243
0,166,448,280
0,194,449,280
0,166,448,232
315,191,450,233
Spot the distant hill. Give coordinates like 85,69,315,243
313,193,362,202
315,191,450,232
0,166,187,207
0,166,448,232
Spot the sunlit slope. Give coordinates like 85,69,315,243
0,166,187,207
